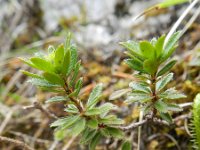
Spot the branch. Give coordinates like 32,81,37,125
0,136,34,150
119,119,148,131
23,101,58,120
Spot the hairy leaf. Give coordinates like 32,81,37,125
30,57,54,72
157,60,177,76
43,72,64,85
46,96,67,103
129,82,151,93
156,73,173,91
109,89,131,100
86,84,103,109
50,115,79,127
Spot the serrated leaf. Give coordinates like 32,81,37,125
46,96,67,103
103,127,124,139
70,118,86,136
89,132,101,150
154,100,168,113
86,84,103,109
80,128,97,144
43,72,64,85
109,89,130,100
67,46,78,75
159,88,186,100
64,104,79,113
30,57,54,72
124,58,144,72
62,49,71,75
167,103,183,112
155,35,165,59
100,115,124,125
120,41,144,60
85,108,101,116
157,60,177,76
27,78,60,87
140,41,156,60
161,31,181,62
125,93,152,104
121,140,132,150
99,103,117,117
160,112,172,123
74,77,83,97
69,61,81,87
156,73,173,91
129,82,151,93
87,119,98,129
21,70,43,79
50,115,79,127
19,57,38,68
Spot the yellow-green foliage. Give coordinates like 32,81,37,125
191,93,200,149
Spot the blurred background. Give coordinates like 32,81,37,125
0,0,199,149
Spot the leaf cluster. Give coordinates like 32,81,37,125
20,34,124,150
111,32,186,123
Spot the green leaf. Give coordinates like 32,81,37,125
166,103,183,112
121,140,132,150
125,92,152,104
157,60,177,76
100,115,124,125
89,132,101,150
43,72,64,85
27,78,60,87
62,49,71,74
30,57,54,72
155,35,165,59
74,77,83,96
54,44,64,73
159,88,186,100
80,128,97,144
46,96,67,103
156,73,173,91
129,82,151,93
143,59,158,75
50,115,79,128
161,31,181,62
86,84,103,109
69,61,81,87
103,127,124,139
160,112,172,123
109,89,130,100
158,0,189,8
54,128,68,140
21,70,43,79
70,118,86,136
65,33,72,50
64,104,79,113
99,103,117,117
67,46,78,75
87,119,98,129
85,108,101,116
140,41,156,60
19,57,38,68
120,41,144,60
154,99,168,113
124,58,144,72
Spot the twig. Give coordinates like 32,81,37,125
0,136,34,150
119,119,148,131
62,136,77,150
0,110,13,135
23,101,58,120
